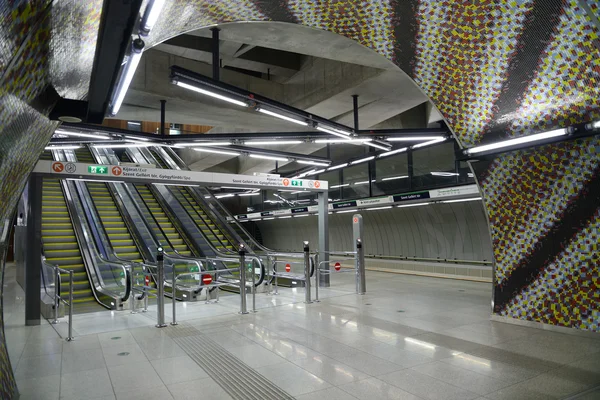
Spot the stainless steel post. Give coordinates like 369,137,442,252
315,264,320,302
143,285,148,312
239,244,248,314
304,241,312,304
53,267,60,324
356,239,366,295
273,258,279,295
156,248,167,327
66,270,74,341
130,266,137,314
171,265,178,325
251,259,256,313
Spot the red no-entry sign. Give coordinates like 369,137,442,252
334,262,341,271
202,274,213,285
285,263,291,272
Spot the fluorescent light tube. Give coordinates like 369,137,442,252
257,108,308,126
278,216,292,219
215,194,235,199
221,186,255,190
316,126,352,139
140,0,165,35
45,145,82,150
365,141,391,151
354,180,375,185
381,175,408,181
175,81,248,107
262,217,275,220
387,136,444,141
350,156,375,165
378,147,408,158
93,143,152,149
336,209,358,213
366,206,393,211
315,138,371,144
431,172,459,177
397,202,429,208
294,214,309,218
592,121,600,129
245,140,303,145
305,168,327,176
466,128,567,155
110,39,144,116
411,137,446,149
327,163,348,171
54,130,110,140
128,121,141,126
249,154,289,162
193,148,240,156
330,184,349,188
441,197,482,203
175,141,231,147
297,160,330,167
468,172,474,178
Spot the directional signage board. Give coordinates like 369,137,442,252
33,161,328,191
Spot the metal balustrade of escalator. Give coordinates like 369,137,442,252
74,148,143,263
40,152,98,309
147,148,236,253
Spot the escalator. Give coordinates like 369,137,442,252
73,148,142,263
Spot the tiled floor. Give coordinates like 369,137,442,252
4,263,600,400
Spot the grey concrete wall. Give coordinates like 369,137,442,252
255,201,492,262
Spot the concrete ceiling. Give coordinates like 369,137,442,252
112,21,441,176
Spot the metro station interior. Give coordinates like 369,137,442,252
1,1,600,399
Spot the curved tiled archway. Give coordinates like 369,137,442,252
1,1,600,397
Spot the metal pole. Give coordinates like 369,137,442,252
130,267,137,314
352,94,359,131
160,100,166,138
211,27,220,81
315,265,320,302
156,248,167,327
304,241,312,304
53,268,60,324
273,258,279,295
171,265,178,325
26,175,42,326
251,259,256,313
356,239,366,295
67,270,74,341
318,192,330,288
239,244,248,314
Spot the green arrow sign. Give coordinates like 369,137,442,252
88,165,108,174
291,180,302,187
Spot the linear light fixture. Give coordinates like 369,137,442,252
238,192,261,197
193,148,240,156
327,163,348,171
468,172,474,178
397,202,429,208
351,156,375,165
175,141,232,147
381,175,408,181
314,138,371,144
249,154,289,162
278,216,293,219
297,169,317,178
53,130,111,140
336,208,358,214
465,128,567,155
93,142,152,149
215,193,235,199
175,81,248,107
262,217,275,220
257,108,309,126
294,214,310,218
316,126,352,139
365,141,391,151
378,147,408,158
45,145,83,150
366,206,393,211
297,160,330,167
125,135,150,141
140,0,165,35
110,38,145,116
441,197,482,203
387,136,445,142
305,168,327,176
431,172,459,177
412,137,447,149
354,180,375,185
245,140,303,146
588,121,600,129
330,184,350,188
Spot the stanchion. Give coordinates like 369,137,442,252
356,239,366,295
53,267,60,324
239,244,249,314
251,259,256,313
171,264,178,326
156,247,167,327
130,266,137,314
304,241,312,304
66,270,74,341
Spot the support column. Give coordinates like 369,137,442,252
352,94,359,131
317,191,329,287
160,100,166,138
407,149,414,190
25,175,42,325
211,27,220,81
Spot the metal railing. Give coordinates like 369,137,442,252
51,266,74,341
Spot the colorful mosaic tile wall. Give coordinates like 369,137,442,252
1,3,600,394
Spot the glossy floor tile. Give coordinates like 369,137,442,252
3,264,599,400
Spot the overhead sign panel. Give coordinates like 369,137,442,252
33,160,328,191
